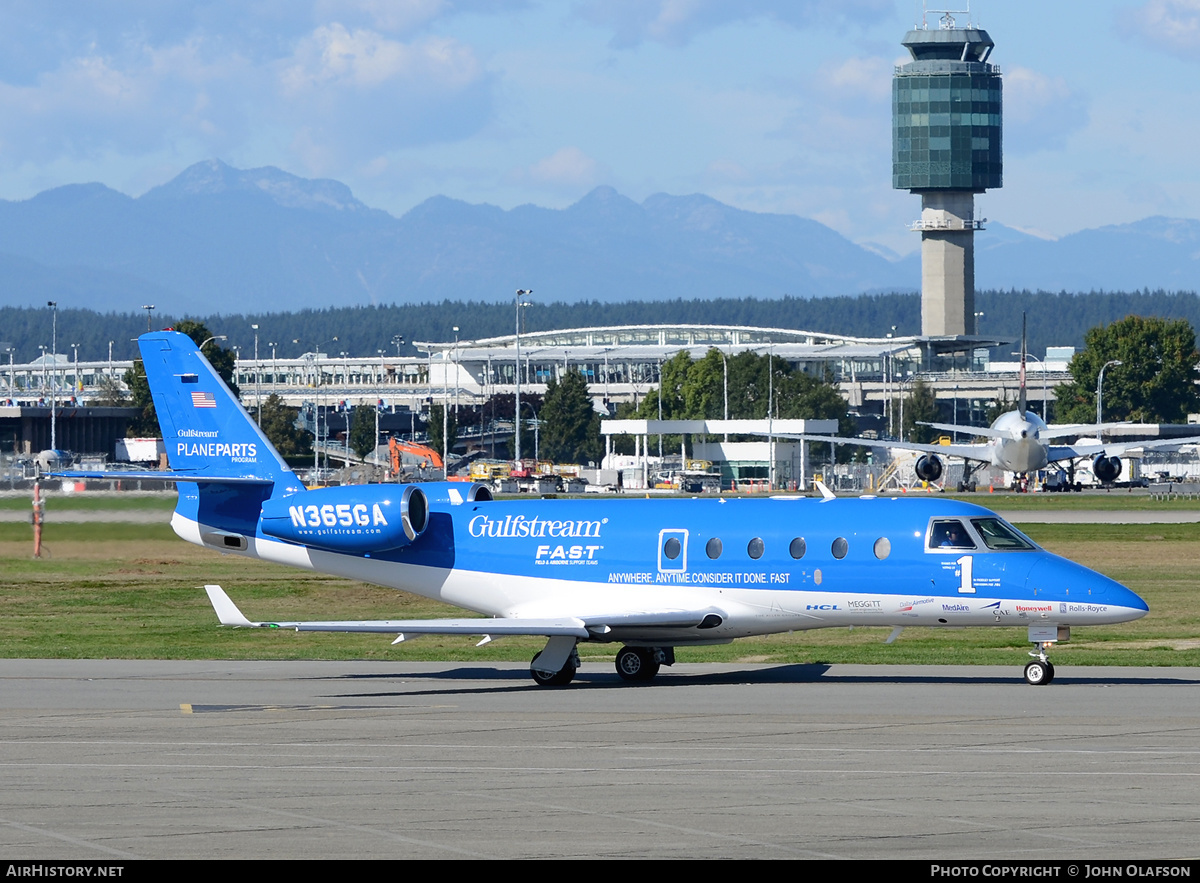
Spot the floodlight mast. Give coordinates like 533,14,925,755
514,289,532,464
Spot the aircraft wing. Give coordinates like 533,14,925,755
1039,422,1133,441
205,585,724,640
797,433,992,464
1047,435,1200,463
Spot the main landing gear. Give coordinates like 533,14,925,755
1024,642,1056,686
528,641,677,687
615,646,674,683
530,649,579,687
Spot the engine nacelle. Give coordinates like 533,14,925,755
259,484,428,554
416,481,494,505
1092,454,1122,484
914,454,944,483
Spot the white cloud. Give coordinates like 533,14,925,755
1002,66,1089,153
526,146,604,186
281,24,482,92
1120,0,1200,58
507,147,610,200
821,56,894,100
572,0,895,49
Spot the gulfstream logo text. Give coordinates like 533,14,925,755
468,514,603,539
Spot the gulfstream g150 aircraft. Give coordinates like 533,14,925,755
67,332,1148,687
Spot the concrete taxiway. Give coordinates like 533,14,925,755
1,660,1198,860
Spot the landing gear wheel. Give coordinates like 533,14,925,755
530,652,577,687
1024,660,1052,686
615,646,660,682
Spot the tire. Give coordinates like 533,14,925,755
615,647,660,682
530,652,576,687
1024,660,1051,686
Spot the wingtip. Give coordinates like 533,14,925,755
203,584,256,628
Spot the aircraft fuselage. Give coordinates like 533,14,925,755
171,491,1147,646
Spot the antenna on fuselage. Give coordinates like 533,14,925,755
1018,312,1028,418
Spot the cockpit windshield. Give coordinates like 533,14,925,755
929,519,976,550
970,517,1036,551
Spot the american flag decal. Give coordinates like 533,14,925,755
191,391,216,408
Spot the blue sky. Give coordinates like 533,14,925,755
0,0,1197,255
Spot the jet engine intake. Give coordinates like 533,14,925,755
914,454,944,483
1092,454,1122,484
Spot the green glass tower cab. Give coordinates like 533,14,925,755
894,11,1002,336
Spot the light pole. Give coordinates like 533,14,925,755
974,311,984,335
251,324,260,424
142,304,155,332
452,326,460,422
71,344,79,402
296,337,337,477
47,301,58,451
514,289,532,464
767,341,775,491
1097,359,1122,439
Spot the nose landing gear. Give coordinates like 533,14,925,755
1024,642,1056,685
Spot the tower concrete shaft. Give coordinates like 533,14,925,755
919,191,976,336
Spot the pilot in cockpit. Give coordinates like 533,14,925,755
931,520,973,549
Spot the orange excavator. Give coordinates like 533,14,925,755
388,437,443,480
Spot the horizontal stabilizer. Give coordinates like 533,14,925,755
51,471,273,485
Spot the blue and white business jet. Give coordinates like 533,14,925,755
73,331,1148,687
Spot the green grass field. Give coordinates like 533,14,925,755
1,513,1196,667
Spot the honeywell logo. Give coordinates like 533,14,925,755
468,514,605,539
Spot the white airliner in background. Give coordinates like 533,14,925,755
805,320,1200,489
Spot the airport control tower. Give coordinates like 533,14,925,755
894,7,1001,336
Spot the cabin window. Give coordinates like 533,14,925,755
747,537,764,559
831,537,848,559
658,529,688,572
970,518,1035,551
706,537,723,559
928,519,976,550
789,537,806,559
874,537,891,560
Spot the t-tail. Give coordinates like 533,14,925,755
1018,312,1028,418
138,331,306,541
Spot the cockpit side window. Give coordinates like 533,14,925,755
970,517,1036,551
928,519,976,550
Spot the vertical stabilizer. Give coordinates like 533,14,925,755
139,331,302,494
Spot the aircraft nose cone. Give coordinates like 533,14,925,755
1026,558,1148,617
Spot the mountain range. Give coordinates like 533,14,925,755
0,159,1198,314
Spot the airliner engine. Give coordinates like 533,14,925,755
1092,454,1122,485
915,454,944,482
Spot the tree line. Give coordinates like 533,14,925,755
7,289,1200,364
